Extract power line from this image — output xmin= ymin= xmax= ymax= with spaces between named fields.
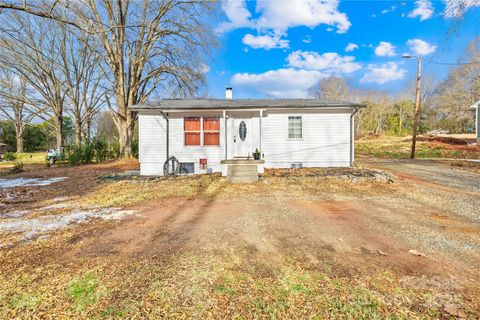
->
xmin=428 ymin=61 xmax=480 ymax=66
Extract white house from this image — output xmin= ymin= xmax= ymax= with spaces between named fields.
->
xmin=130 ymin=89 xmax=364 ymax=176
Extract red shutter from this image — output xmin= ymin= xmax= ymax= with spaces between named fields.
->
xmin=184 ymin=117 xmax=201 ymax=146
xmin=203 ymin=117 xmax=220 ymax=146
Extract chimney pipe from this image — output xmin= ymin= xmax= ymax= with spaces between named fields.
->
xmin=226 ymin=87 xmax=233 ymax=100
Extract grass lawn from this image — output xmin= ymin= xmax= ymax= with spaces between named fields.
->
xmin=0 ymin=152 xmax=46 ymax=168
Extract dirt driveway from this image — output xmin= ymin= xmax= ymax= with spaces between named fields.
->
xmin=367 ymin=159 xmax=480 ymax=192
xmin=0 ymin=160 xmax=479 ymax=318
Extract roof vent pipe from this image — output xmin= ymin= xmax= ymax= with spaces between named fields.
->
xmin=226 ymin=87 xmax=233 ymax=100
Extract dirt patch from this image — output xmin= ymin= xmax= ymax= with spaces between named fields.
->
xmin=414 ymin=135 xmax=474 ymax=145
xmin=0 ymin=159 xmax=138 ymax=212
xmin=264 ymin=167 xmax=395 ymax=183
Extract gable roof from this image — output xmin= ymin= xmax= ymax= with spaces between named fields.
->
xmin=130 ymin=99 xmax=365 ymax=111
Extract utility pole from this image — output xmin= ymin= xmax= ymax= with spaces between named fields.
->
xmin=403 ymin=55 xmax=422 ymax=159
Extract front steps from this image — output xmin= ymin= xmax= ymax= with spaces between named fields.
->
xmin=221 ymin=159 xmax=265 ymax=183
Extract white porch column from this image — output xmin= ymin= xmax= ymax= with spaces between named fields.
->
xmin=259 ymin=109 xmax=263 ymax=155
xmin=223 ymin=110 xmax=227 ymax=159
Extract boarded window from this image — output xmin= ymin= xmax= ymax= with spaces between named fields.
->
xmin=184 ymin=117 xmax=201 ymax=145
xmin=203 ymin=117 xmax=220 ymax=146
xmin=288 ymin=116 xmax=302 ymax=139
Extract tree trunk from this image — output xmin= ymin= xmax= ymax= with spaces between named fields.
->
xmin=54 ymin=114 xmax=63 ymax=151
xmin=113 ymin=90 xmax=136 ymax=158
xmin=117 ymin=119 xmax=134 ymax=158
xmin=85 ymin=116 xmax=91 ymax=143
xmin=75 ymin=119 xmax=82 ymax=146
xmin=15 ymin=125 xmax=24 ymax=153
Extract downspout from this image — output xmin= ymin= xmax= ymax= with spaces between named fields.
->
xmin=350 ymin=107 xmax=360 ymax=166
xmin=160 ymin=111 xmax=169 ymax=159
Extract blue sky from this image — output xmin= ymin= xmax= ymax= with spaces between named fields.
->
xmin=204 ymin=0 xmax=480 ymax=99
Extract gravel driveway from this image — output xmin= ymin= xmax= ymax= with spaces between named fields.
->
xmin=365 ymin=159 xmax=480 ymax=192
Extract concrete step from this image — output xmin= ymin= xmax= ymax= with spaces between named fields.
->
xmin=227 ymin=175 xmax=258 ymax=183
xmin=226 ymin=164 xmax=259 ymax=183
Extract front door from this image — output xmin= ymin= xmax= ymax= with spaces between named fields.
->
xmin=233 ymin=117 xmax=251 ymax=157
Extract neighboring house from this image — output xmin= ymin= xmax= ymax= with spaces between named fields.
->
xmin=470 ymin=100 xmax=480 ymax=144
xmin=130 ymin=88 xmax=364 ymax=176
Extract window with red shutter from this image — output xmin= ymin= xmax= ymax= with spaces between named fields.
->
xmin=203 ymin=117 xmax=220 ymax=146
xmin=184 ymin=117 xmax=201 ymax=145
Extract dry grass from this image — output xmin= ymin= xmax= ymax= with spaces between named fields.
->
xmin=2 ymin=249 xmax=471 ymax=319
xmin=1 ymin=164 xmax=479 ymax=319
xmin=356 ymin=135 xmax=479 ymax=159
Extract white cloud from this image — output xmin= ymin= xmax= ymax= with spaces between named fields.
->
xmin=374 ymin=41 xmax=396 ymax=57
xmin=381 ymin=4 xmax=397 ymax=14
xmin=286 ymin=51 xmax=361 ymax=74
xmin=242 ymin=33 xmax=289 ymax=50
xmin=231 ymin=50 xmax=362 ymax=98
xmin=444 ymin=0 xmax=480 ymax=17
xmin=360 ymin=62 xmax=406 ymax=84
xmin=215 ymin=0 xmax=253 ymax=33
xmin=302 ymin=35 xmax=312 ymax=43
xmin=406 ymin=39 xmax=437 ymax=55
xmin=345 ymin=43 xmax=359 ymax=52
xmin=256 ymin=0 xmax=351 ymax=34
xmin=218 ymin=0 xmax=351 ymax=35
xmin=408 ymin=0 xmax=434 ymax=21
xmin=232 ymin=68 xmax=327 ymax=98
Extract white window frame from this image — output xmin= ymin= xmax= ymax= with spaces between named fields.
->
xmin=287 ymin=115 xmax=303 ymax=140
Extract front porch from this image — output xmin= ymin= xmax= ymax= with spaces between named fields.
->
xmin=220 ymin=159 xmax=265 ymax=182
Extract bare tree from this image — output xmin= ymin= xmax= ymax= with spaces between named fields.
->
xmin=434 ymin=38 xmax=480 ymax=132
xmin=70 ymin=0 xmax=213 ymax=157
xmin=310 ymin=76 xmax=350 ymax=101
xmin=0 ymin=1 xmax=214 ymax=157
xmin=0 ymin=71 xmax=41 ymax=152
xmin=0 ymin=13 xmax=67 ymax=150
xmin=58 ymin=28 xmax=105 ymax=145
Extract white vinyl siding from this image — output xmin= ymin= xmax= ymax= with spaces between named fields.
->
xmin=262 ymin=110 xmax=351 ymax=168
xmin=138 ymin=108 xmax=354 ymax=175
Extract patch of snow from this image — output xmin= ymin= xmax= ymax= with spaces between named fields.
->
xmin=0 ymin=210 xmax=28 ymax=219
xmin=0 ymin=207 xmax=137 ymax=243
xmin=0 ymin=177 xmax=68 ymax=188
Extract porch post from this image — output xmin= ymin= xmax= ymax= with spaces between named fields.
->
xmin=223 ymin=110 xmax=227 ymax=159
xmin=259 ymin=109 xmax=263 ymax=155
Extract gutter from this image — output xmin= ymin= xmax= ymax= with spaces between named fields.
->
xmin=160 ymin=111 xmax=169 ymax=159
xmin=350 ymin=107 xmax=360 ymax=166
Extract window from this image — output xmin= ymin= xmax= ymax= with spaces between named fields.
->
xmin=288 ymin=116 xmax=303 ymax=139
xmin=203 ymin=117 xmax=220 ymax=145
xmin=184 ymin=116 xmax=220 ymax=146
xmin=180 ymin=162 xmax=195 ymax=174
xmin=184 ymin=117 xmax=201 ymax=145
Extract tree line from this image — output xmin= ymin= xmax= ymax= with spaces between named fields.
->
xmin=310 ymin=37 xmax=480 ymax=137
xmin=0 ymin=0 xmax=213 ymax=156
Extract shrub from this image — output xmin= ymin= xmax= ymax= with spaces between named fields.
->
xmin=10 ymin=161 xmax=24 ymax=173
xmin=67 ymin=139 xmax=122 ymax=166
xmin=4 ymin=152 xmax=17 ymax=161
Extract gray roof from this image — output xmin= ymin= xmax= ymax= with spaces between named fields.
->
xmin=130 ymin=99 xmax=365 ymax=111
